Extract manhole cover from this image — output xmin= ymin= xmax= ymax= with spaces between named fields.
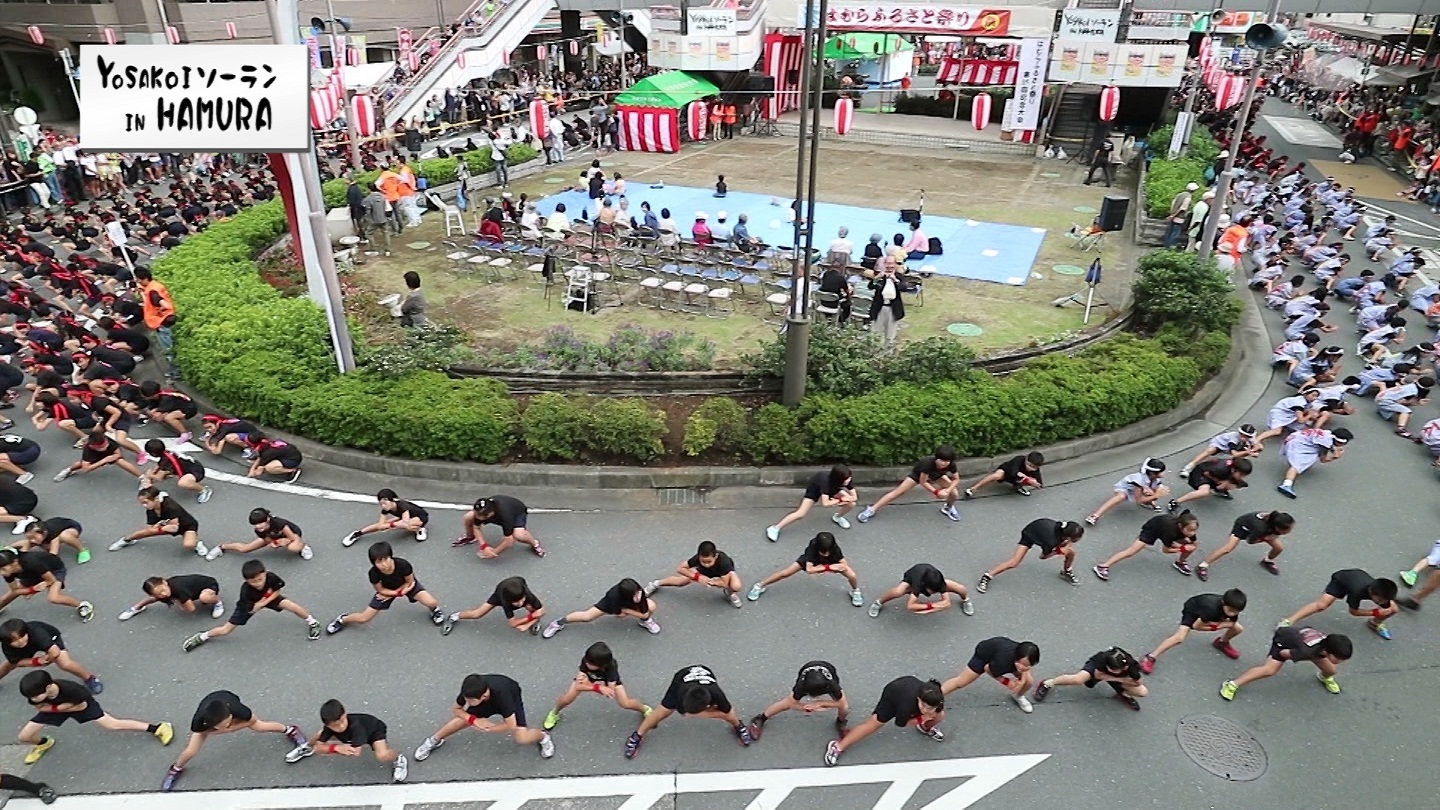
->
xmin=406 ymin=241 xmax=432 ymax=250
xmin=1176 ymin=714 xmax=1267 ymax=781
xmin=544 ymin=176 xmax=567 ymax=184
xmin=1073 ymin=205 xmax=1098 ymax=214
xmin=946 ymin=322 xmax=983 ymax=337
xmin=1053 ymin=264 xmax=1086 ymax=275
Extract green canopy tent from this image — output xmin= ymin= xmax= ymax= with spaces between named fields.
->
xmin=613 ymin=71 xmax=720 ymax=152
xmin=824 ymin=34 xmax=915 ymax=88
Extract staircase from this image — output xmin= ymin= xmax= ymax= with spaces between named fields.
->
xmin=1045 ymin=84 xmax=1102 ymax=151
xmin=379 ymin=0 xmax=555 ymax=127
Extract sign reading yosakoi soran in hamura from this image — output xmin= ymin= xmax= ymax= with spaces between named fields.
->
xmin=79 ymin=44 xmax=310 ymax=152
xmin=824 ymin=5 xmax=1011 ymax=36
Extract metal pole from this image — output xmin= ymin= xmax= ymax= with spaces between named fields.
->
xmin=782 ymin=0 xmax=820 ymax=407
xmin=436 ymin=0 xmax=446 ymax=30
xmin=154 ymin=0 xmax=172 ymax=40
xmin=800 ymin=0 xmax=828 ymax=316
xmin=1178 ymin=0 xmax=1220 ymax=155
xmin=1199 ymin=0 xmax=1282 ymax=262
xmin=57 ymin=49 xmax=80 ymax=110
xmin=325 ymin=0 xmax=364 ymax=170
xmin=619 ymin=0 xmax=628 ymax=88
xmin=269 ymin=0 xmax=357 ymax=373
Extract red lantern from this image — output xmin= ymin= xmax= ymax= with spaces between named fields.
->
xmin=502 ymin=50 xmax=510 ymax=66
xmin=26 ymin=26 xmax=42 ymax=45
xmin=529 ymin=99 xmax=547 ymax=138
xmin=103 ymin=27 xmax=116 ymax=46
xmin=353 ymin=93 xmax=376 ymax=138
xmin=406 ymin=51 xmax=419 ymax=72
xmin=1098 ymin=85 xmax=1120 ymax=122
xmin=833 ymin=96 xmax=854 ymax=135
xmin=971 ymin=92 xmax=991 ymax=131
xmin=166 ymin=26 xmax=179 ymax=45
xmin=686 ymin=100 xmax=708 ymax=141
xmin=536 ymin=45 xmax=547 ymax=61
xmin=310 ymin=89 xmax=336 ymax=130
xmin=225 ymin=21 xmax=237 ymax=39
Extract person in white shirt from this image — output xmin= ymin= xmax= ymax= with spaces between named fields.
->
xmin=545 ymin=203 xmax=571 ymax=234
xmin=545 ymin=118 xmax=566 ymax=164
xmin=710 ymin=212 xmax=733 ymax=244
xmin=520 ymin=204 xmax=541 ymax=239
xmin=827 ymin=227 xmax=854 ymax=267
xmin=657 ymin=208 xmax=679 ymax=248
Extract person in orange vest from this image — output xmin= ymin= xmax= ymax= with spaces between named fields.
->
xmin=376 ymin=160 xmax=405 ymax=235
xmin=710 ymin=100 xmax=724 ymax=141
xmin=722 ymin=102 xmax=738 ymax=139
xmin=133 ymin=266 xmax=178 ymax=380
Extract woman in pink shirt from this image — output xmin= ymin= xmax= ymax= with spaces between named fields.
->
xmin=692 ymin=212 xmax=713 ymax=246
xmin=903 ymin=221 xmax=930 ymax=261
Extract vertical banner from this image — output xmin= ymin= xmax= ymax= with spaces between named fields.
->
xmin=397 ymin=28 xmax=413 ymax=73
xmin=306 ymin=36 xmax=321 ymax=68
xmin=1013 ymin=37 xmax=1048 ymax=132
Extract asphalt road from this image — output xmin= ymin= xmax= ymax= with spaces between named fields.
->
xmin=4 ymin=100 xmax=1439 ymax=810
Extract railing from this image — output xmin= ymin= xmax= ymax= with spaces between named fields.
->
xmin=372 ymin=0 xmax=510 ymax=110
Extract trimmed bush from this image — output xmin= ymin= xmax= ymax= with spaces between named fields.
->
xmin=1143 ymin=127 xmax=1219 ymax=217
xmin=520 ymin=393 xmax=589 ymax=461
xmin=683 ymin=397 xmax=749 ymax=457
xmin=586 ymin=398 xmax=666 ymax=462
xmin=746 ymin=403 xmax=808 ymax=464
xmin=1132 ymin=250 xmax=1241 ymax=336
xmin=744 ymin=324 xmax=974 ymax=399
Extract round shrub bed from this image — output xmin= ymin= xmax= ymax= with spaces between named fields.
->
xmin=159 ymin=152 xmax=1235 ymax=465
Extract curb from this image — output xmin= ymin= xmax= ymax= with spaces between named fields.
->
xmin=179 ymin=306 xmax=1255 ymax=490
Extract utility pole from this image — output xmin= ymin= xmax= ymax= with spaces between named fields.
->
xmin=782 ymin=0 xmax=828 ymax=406
xmin=268 ymin=0 xmax=357 ymax=373
xmin=324 ymin=0 xmax=364 ymax=170
xmin=1176 ymin=2 xmax=1221 ymax=156
xmin=1199 ymin=0 xmax=1283 ymax=262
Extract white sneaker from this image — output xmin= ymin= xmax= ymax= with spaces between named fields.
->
xmin=831 ymin=514 xmax=851 ymax=530
xmin=197 ymin=487 xmax=213 ymax=504
xmin=765 ymin=525 xmax=780 ymax=542
xmin=284 ymin=744 xmax=314 ymax=764
xmin=643 ymin=580 xmax=660 ymax=597
xmin=639 ymin=617 xmax=661 ymax=635
xmin=12 ymin=516 xmax=34 ymax=535
xmin=414 ymin=736 xmax=442 ymax=761
xmin=299 ymin=545 xmax=314 ymax=560
xmin=538 ymin=732 xmax=555 ymax=759
xmin=14 ymin=472 xmax=32 ymax=485
xmin=108 ymin=537 xmax=134 ymax=551
xmin=118 ymin=605 xmax=146 ymax=621
xmin=392 ymin=753 xmax=408 ymax=782
xmin=727 ymin=591 xmax=742 ymax=608
xmin=52 ymin=468 xmax=71 ymax=483
xmin=342 ymin=530 xmax=362 ymax=547
xmin=1012 ymin=694 xmax=1034 ymax=714
xmin=203 ymin=545 xmax=223 ymax=561
xmin=415 ymin=528 xmax=428 ymax=542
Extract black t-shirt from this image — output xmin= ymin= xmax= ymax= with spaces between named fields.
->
xmin=1019 ymin=519 xmax=1064 ymax=553
xmin=1181 ymin=593 xmax=1228 ymax=624
xmin=1196 ymin=459 xmax=1246 ymax=484
xmin=191 ymin=690 xmax=251 ymax=732
xmin=806 ymin=471 xmax=849 ymax=499
xmin=254 ymin=516 xmax=302 ymax=541
xmin=972 ymin=636 xmax=1022 ymax=677
xmin=0 ymin=435 xmax=38 ymax=456
xmin=456 ymin=673 xmax=521 ymax=720
xmin=486 ymin=579 xmax=542 ymax=618
xmin=156 ymin=451 xmax=202 ymax=479
xmin=146 ymin=498 xmax=199 ymax=534
xmin=660 ymin=665 xmax=730 ymax=714
xmin=687 ymin=552 xmax=736 ymax=578
xmin=1330 ymin=568 xmax=1380 ymax=609
xmin=595 ymin=581 xmax=642 ymax=614
xmin=258 ymin=442 xmax=302 ymax=466
xmin=799 ymin=535 xmax=844 ymax=566
xmin=6 ymin=550 xmax=62 ymax=586
xmin=1272 ymin=626 xmax=1328 ymax=662
xmin=580 ymin=655 xmax=622 ymax=685
xmin=998 ymin=455 xmax=1043 ymax=484
xmin=2 ymin=621 xmax=61 ymax=663
xmin=161 ymin=574 xmax=219 ymax=605
xmin=34 ymin=518 xmax=78 ymax=542
xmin=479 ymin=495 xmax=527 ymax=534
xmin=1139 ymin=515 xmax=1183 ymax=545
xmin=902 ymin=563 xmax=944 ymax=595
xmin=42 ymin=679 xmax=92 ymax=711
xmin=368 ymin=558 xmax=415 ymax=592
xmin=0 ymin=480 xmax=35 ymax=513
xmin=909 ymin=456 xmax=953 ymax=481
xmin=319 ymin=712 xmax=387 ymax=745
xmin=791 ymin=660 xmax=843 ymax=700
xmin=873 ymin=675 xmax=925 ymax=726
xmin=1230 ymin=512 xmax=1277 ymax=542
xmin=383 ymin=499 xmax=429 ymax=524
xmin=237 ymin=572 xmax=285 ymax=611
xmin=80 ymin=438 xmax=122 ymax=463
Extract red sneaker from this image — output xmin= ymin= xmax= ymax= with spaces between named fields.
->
xmin=1139 ymin=654 xmax=1156 ymax=675
xmin=1212 ymin=638 xmax=1241 ymax=659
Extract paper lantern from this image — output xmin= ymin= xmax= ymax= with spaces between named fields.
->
xmin=834 ymin=96 xmax=854 ymax=135
xmin=26 ymin=26 xmax=43 ymax=45
xmin=502 ymin=50 xmax=510 ymax=66
xmin=103 ymin=27 xmax=116 ymax=46
xmin=348 ymin=46 xmax=360 ymax=66
xmin=458 ymin=52 xmax=467 ymax=69
xmin=529 ymin=99 xmax=547 ymax=138
xmin=536 ymin=45 xmax=546 ymax=61
xmin=166 ymin=26 xmax=179 ymax=45
xmin=569 ymin=40 xmax=579 ymax=56
xmin=1098 ymin=85 xmax=1120 ymax=122
xmin=353 ymin=94 xmax=376 ymax=138
xmin=309 ymin=89 xmax=336 ymax=130
xmin=686 ymin=100 xmax=708 ymax=141
xmin=225 ymin=21 xmax=237 ymax=39
xmin=406 ymin=51 xmax=419 ymax=72
xmin=971 ymin=92 xmax=991 ymax=131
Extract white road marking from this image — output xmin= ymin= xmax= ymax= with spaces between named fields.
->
xmin=14 ymin=755 xmax=1050 ymax=810
xmin=1262 ymin=115 xmax=1342 ymax=148
xmin=155 ymin=440 xmax=570 ymax=514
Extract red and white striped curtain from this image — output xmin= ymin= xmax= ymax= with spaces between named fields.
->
xmin=762 ymin=33 xmax=804 ymax=119
xmin=937 ymin=58 xmax=1018 ymax=86
xmin=617 ymin=106 xmax=679 ymax=153
xmin=353 ymin=94 xmax=376 ymax=138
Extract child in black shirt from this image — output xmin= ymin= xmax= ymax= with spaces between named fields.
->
xmin=302 ymin=699 xmax=407 ymax=782
xmin=325 ymin=541 xmax=446 ymax=634
xmin=182 ymin=559 xmax=321 ymax=651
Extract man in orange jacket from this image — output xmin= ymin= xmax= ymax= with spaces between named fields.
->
xmin=134 ymin=266 xmax=177 ymax=379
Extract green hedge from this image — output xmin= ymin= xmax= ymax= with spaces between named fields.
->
xmin=1143 ymin=126 xmax=1220 ymax=218
xmin=162 ymin=146 xmax=1229 ymax=467
xmin=322 ymin=143 xmax=539 ymax=208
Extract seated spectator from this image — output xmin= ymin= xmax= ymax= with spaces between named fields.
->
xmin=545 ymin=203 xmax=571 ymax=233
xmin=903 ymin=221 xmax=930 ymax=262
xmin=710 ymin=212 xmax=733 ymax=244
xmin=692 ymin=212 xmax=712 ymax=246
xmin=827 ymin=226 xmax=854 ymax=267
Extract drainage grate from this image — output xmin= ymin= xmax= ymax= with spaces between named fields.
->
xmin=1176 ymin=714 xmax=1268 ymax=781
xmin=656 ymin=487 xmax=707 ymax=506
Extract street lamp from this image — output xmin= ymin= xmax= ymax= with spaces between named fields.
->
xmin=782 ymin=0 xmax=830 ymax=406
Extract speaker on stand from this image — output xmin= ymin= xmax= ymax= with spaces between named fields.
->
xmin=1098 ymin=194 xmax=1129 ymax=233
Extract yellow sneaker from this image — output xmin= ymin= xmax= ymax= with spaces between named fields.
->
xmin=24 ymin=737 xmax=55 ymax=764
xmin=1316 ymin=672 xmax=1341 ymax=694
xmin=154 ymin=721 xmax=174 ymax=745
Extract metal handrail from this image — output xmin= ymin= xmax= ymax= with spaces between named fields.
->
xmin=374 ymin=0 xmax=517 ymax=110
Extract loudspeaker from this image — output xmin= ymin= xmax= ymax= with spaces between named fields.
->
xmin=744 ymin=73 xmax=775 ymax=93
xmin=1244 ymin=23 xmax=1289 ymax=50
xmin=899 ymin=208 xmax=921 ymax=225
xmin=1098 ymin=195 xmax=1129 ymax=232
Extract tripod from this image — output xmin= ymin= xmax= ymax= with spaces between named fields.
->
xmin=1051 ymin=259 xmax=1110 ymax=325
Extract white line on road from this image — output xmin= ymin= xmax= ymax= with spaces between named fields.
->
xmin=13 ymin=755 xmax=1050 ymax=810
